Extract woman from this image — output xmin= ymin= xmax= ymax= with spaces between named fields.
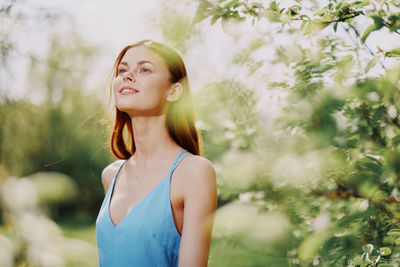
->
xmin=95 ymin=39 xmax=217 ymax=267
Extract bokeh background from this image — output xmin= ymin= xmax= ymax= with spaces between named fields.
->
xmin=1 ymin=0 xmax=400 ymax=266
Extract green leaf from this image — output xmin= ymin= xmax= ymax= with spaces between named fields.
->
xmin=313 ymin=8 xmax=329 ymax=17
xmin=211 ymin=15 xmax=220 ymax=25
xmin=270 ymin=1 xmax=278 ymax=12
xmin=388 ymin=229 xmax=400 ymax=237
xmin=192 ymin=0 xmax=216 ymax=24
xmin=354 ymin=1 xmax=371 ymax=8
xmin=300 ymin=14 xmax=310 ymax=21
xmin=231 ymin=2 xmax=242 ymax=9
xmin=336 ymin=2 xmax=344 ymax=10
xmin=388 ymin=15 xmax=400 ymax=32
xmin=351 ymin=258 xmax=363 ymax=265
xmin=341 ymin=2 xmax=352 ymax=10
xmin=251 ymin=3 xmax=263 ymax=9
xmin=301 ymin=20 xmax=308 ymax=30
xmin=321 ymin=13 xmax=335 ymax=22
xmin=395 ymin=237 xmax=400 ymax=246
xmin=379 ymin=247 xmax=392 ymax=256
xmin=378 ymin=264 xmax=394 ymax=267
xmin=361 ymin=24 xmax=378 ymax=44
xmin=386 ymin=48 xmax=400 ymax=57
xmin=298 ymin=231 xmax=330 ymax=263
xmin=225 ymin=0 xmax=241 ymax=9
xmin=372 ymin=15 xmax=385 ymax=29
xmin=365 ymin=56 xmax=380 ymax=74
xmin=333 ymin=22 xmax=338 ymax=32
xmin=303 ymin=21 xmax=320 ymax=35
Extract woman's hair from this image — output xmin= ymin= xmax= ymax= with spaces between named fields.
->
xmin=107 ymin=39 xmax=202 ymax=158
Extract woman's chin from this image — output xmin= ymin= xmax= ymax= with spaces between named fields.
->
xmin=116 ymin=105 xmax=136 ymax=113
xmin=115 ymin=103 xmax=164 ymax=117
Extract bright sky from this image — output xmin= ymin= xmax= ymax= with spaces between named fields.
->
xmin=6 ymin=0 xmax=238 ymax=101
xmin=3 ymin=0 xmax=400 ymax=124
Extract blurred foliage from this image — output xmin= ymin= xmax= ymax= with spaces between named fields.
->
xmin=0 ymin=21 xmax=111 ymax=263
xmin=0 ymin=173 xmax=97 ymax=267
xmin=189 ymin=0 xmax=400 ymax=266
xmin=195 ymin=80 xmax=261 ymax=159
xmin=155 ymin=1 xmax=201 ymax=53
xmin=0 ymin=30 xmax=112 ymax=218
xmin=1 ymin=0 xmax=400 ymax=266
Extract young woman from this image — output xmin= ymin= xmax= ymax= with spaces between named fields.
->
xmin=95 ymin=39 xmax=217 ymax=267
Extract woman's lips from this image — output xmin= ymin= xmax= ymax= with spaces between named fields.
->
xmin=119 ymin=87 xmax=139 ymax=95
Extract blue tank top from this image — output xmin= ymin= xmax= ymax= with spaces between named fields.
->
xmin=96 ymin=149 xmax=190 ymax=267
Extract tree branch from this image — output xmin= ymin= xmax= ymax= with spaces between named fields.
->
xmin=322 ymin=13 xmax=362 ymax=24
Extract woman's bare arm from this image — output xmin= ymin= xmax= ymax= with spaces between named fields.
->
xmin=178 ymin=157 xmax=217 ymax=267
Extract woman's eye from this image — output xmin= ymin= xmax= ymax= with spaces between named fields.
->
xmin=118 ymin=69 xmax=126 ymax=75
xmin=140 ymin=68 xmax=150 ymax=73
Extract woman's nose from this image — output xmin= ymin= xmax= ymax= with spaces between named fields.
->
xmin=123 ymin=70 xmax=135 ymax=82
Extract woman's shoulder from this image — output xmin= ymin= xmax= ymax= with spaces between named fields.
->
xmin=101 ymin=159 xmax=125 ymax=193
xmin=179 ymin=154 xmax=216 ymax=186
xmin=183 ymin=154 xmax=215 ymax=171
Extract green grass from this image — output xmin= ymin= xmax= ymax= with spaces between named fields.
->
xmin=55 ymin=215 xmax=97 ymax=245
xmin=209 ymin=237 xmax=289 ymax=267
xmin=55 ymin=215 xmax=98 ymax=267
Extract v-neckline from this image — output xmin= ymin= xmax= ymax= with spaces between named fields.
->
xmin=107 ymin=149 xmax=186 ymax=228
xmin=108 ymin=170 xmax=168 ymax=228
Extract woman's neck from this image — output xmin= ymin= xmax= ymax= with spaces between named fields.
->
xmin=130 ymin=114 xmax=179 ymax=168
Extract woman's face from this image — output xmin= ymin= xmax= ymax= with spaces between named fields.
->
xmin=112 ymin=46 xmax=173 ymax=116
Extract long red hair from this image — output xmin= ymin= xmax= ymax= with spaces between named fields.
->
xmin=107 ymin=40 xmax=202 ymax=159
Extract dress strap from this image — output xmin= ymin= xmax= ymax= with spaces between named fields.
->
xmin=109 ymin=160 xmax=127 ymax=194
xmin=170 ymin=150 xmax=190 ymax=174
xmin=170 ymin=149 xmax=187 ymax=168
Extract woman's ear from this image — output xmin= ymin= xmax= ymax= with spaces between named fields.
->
xmin=166 ymin=83 xmax=183 ymax=102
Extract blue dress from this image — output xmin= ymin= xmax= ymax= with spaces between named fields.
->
xmin=96 ymin=149 xmax=190 ymax=266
